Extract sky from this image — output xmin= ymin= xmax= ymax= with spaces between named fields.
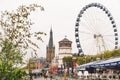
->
xmin=0 ymin=0 xmax=120 ymax=60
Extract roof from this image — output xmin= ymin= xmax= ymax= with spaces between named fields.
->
xmin=30 ymin=57 xmax=46 ymax=62
xmin=75 ymin=60 xmax=102 ymax=70
xmin=59 ymin=37 xmax=72 ymax=43
xmin=95 ymin=57 xmax=120 ymax=67
xmin=48 ymin=28 xmax=54 ymax=47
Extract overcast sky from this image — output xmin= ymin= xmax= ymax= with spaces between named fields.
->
xmin=0 ymin=0 xmax=120 ymax=60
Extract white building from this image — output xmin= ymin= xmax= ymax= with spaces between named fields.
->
xmin=58 ymin=37 xmax=73 ymax=67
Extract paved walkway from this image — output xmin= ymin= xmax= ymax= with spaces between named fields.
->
xmin=33 ymin=77 xmax=55 ymax=80
xmin=33 ymin=77 xmax=79 ymax=80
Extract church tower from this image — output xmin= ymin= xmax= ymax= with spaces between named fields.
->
xmin=46 ymin=28 xmax=55 ymax=63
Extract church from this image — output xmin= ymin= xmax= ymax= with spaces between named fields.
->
xmin=46 ymin=28 xmax=55 ymax=63
xmin=46 ymin=28 xmax=73 ymax=68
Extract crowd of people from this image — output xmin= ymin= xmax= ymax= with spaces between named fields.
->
xmin=25 ymin=69 xmax=52 ymax=80
xmin=25 ymin=68 xmax=78 ymax=80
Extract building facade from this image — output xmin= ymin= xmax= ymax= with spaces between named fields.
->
xmin=46 ymin=28 xmax=55 ymax=63
xmin=58 ymin=37 xmax=73 ymax=67
xmin=29 ymin=57 xmax=46 ymax=73
xmin=31 ymin=57 xmax=46 ymax=69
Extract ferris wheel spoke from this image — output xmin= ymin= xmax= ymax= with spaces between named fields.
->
xmin=103 ymin=36 xmax=114 ymax=47
xmin=92 ymin=8 xmax=112 ymax=35
xmin=103 ymin=39 xmax=115 ymax=50
xmin=81 ymin=9 xmax=99 ymax=34
xmin=84 ymin=9 xmax=98 ymax=34
xmin=87 ymin=8 xmax=102 ymax=34
xmin=89 ymin=40 xmax=98 ymax=54
xmin=88 ymin=8 xmax=99 ymax=33
xmin=79 ymin=31 xmax=94 ymax=35
xmin=80 ymin=18 xmax=97 ymax=34
xmin=92 ymin=10 xmax=98 ymax=33
xmin=80 ymin=37 xmax=94 ymax=41
xmin=102 ymin=34 xmax=114 ymax=37
xmin=103 ymin=38 xmax=115 ymax=46
xmin=81 ymin=39 xmax=97 ymax=55
xmin=101 ymin=26 xmax=114 ymax=35
xmin=97 ymin=16 xmax=114 ymax=35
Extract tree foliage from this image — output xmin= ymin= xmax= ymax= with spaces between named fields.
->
xmin=0 ymin=39 xmax=23 ymax=64
xmin=0 ymin=4 xmax=46 ymax=64
xmin=63 ymin=49 xmax=120 ymax=66
xmin=0 ymin=60 xmax=26 ymax=80
xmin=76 ymin=49 xmax=120 ymax=66
xmin=0 ymin=4 xmax=45 ymax=79
xmin=63 ymin=56 xmax=72 ymax=67
xmin=111 ymin=49 xmax=120 ymax=57
xmin=77 ymin=57 xmax=84 ymax=65
xmin=0 ymin=4 xmax=45 ymax=56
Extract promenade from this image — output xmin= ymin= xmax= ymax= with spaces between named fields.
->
xmin=33 ymin=77 xmax=55 ymax=80
xmin=33 ymin=76 xmax=79 ymax=80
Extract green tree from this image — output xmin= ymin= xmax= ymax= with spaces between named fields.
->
xmin=0 ymin=39 xmax=23 ymax=64
xmin=63 ymin=56 xmax=72 ymax=67
xmin=0 ymin=4 xmax=45 ymax=79
xmin=0 ymin=60 xmax=26 ymax=80
xmin=76 ymin=49 xmax=120 ymax=66
xmin=0 ymin=4 xmax=45 ymax=63
xmin=85 ymin=55 xmax=91 ymax=63
xmin=112 ymin=49 xmax=120 ymax=57
xmin=103 ymin=50 xmax=112 ymax=59
xmin=93 ymin=53 xmax=102 ymax=60
xmin=76 ymin=55 xmax=91 ymax=65
xmin=77 ymin=57 xmax=84 ymax=65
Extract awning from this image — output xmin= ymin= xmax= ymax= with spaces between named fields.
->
xmin=75 ymin=57 xmax=120 ymax=70
xmin=75 ymin=60 xmax=102 ymax=70
xmin=94 ymin=57 xmax=120 ymax=67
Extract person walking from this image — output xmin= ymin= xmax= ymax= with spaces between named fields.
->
xmin=44 ymin=71 xmax=48 ymax=80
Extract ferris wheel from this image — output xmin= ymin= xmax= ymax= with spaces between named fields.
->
xmin=75 ymin=3 xmax=119 ymax=56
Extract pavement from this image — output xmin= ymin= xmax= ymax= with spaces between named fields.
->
xmin=33 ymin=77 xmax=55 ymax=80
xmin=33 ymin=77 xmax=79 ymax=80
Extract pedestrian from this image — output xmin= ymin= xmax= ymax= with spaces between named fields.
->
xmin=50 ymin=74 xmax=52 ymax=80
xmin=44 ymin=71 xmax=48 ymax=80
xmin=43 ymin=72 xmax=46 ymax=78
xmin=40 ymin=72 xmax=42 ymax=77
xmin=45 ymin=71 xmax=48 ymax=78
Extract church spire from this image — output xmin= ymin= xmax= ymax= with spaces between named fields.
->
xmin=46 ymin=27 xmax=55 ymax=63
xmin=48 ymin=27 xmax=54 ymax=47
